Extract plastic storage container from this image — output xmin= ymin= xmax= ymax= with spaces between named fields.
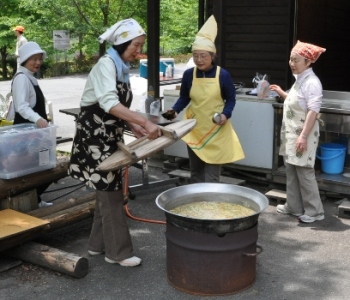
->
xmin=139 ymin=58 xmax=175 ymax=79
xmin=0 ymin=124 xmax=57 ymax=179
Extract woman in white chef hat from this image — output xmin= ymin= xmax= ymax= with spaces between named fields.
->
xmin=169 ymin=15 xmax=244 ymax=183
xmin=69 ymin=19 xmax=161 ymax=267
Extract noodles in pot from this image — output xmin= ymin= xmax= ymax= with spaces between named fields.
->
xmin=170 ymin=201 xmax=256 ymax=219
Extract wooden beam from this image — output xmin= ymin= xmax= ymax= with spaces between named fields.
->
xmin=0 ymin=157 xmax=69 ymax=200
xmin=28 ymin=191 xmax=95 ymax=218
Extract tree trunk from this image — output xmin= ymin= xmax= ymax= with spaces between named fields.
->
xmin=0 ymin=46 xmax=8 ymax=80
xmin=5 ymin=241 xmax=89 ymax=278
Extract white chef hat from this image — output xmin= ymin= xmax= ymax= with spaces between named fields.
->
xmin=19 ymin=42 xmax=47 ymax=64
xmin=98 ymin=18 xmax=146 ymax=45
xmin=192 ymin=15 xmax=217 ymax=53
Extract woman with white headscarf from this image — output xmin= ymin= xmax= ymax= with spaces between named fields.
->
xmin=69 ymin=19 xmax=161 ymax=267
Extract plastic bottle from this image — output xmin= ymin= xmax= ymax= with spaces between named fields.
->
xmin=166 ymin=65 xmax=173 ymax=78
xmin=150 ymin=99 xmax=160 ymax=116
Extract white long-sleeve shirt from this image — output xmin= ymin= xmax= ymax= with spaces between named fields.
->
xmin=80 ymin=56 xmax=120 ymax=112
xmin=15 ymin=35 xmax=28 ymax=57
xmin=12 ymin=66 xmax=43 ymax=123
xmin=293 ymin=68 xmax=323 ymax=113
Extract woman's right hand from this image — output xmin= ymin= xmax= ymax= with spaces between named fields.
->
xmin=36 ymin=118 xmax=48 ymax=128
xmin=270 ymin=84 xmax=287 ymax=99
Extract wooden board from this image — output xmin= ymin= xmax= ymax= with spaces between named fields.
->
xmin=98 ymin=119 xmax=196 ymax=171
xmin=0 ymin=209 xmax=49 ymax=240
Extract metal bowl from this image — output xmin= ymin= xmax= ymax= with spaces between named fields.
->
xmin=156 ymin=183 xmax=269 ymax=234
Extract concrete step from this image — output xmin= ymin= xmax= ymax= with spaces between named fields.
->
xmin=167 ymin=169 xmax=246 ymax=186
xmin=338 ymin=200 xmax=350 ymax=219
xmin=265 ymin=189 xmax=287 ymax=204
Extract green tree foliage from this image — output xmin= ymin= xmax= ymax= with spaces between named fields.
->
xmin=0 ymin=0 xmax=197 ymax=79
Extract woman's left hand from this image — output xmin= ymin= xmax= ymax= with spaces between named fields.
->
xmin=218 ymin=114 xmax=227 ymax=125
xmin=36 ymin=118 xmax=48 ymax=128
xmin=296 ymin=135 xmax=307 ymax=152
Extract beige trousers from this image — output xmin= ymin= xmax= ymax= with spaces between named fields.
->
xmin=285 ymin=162 xmax=324 ymax=216
xmin=88 ymin=190 xmax=133 ymax=261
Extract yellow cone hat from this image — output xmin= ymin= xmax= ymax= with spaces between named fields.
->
xmin=192 ymin=15 xmax=217 ymax=53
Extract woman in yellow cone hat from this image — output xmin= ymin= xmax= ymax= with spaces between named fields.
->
xmin=169 ymin=15 xmax=244 ymax=183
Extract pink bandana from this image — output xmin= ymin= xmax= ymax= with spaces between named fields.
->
xmin=291 ymin=40 xmax=326 ymax=63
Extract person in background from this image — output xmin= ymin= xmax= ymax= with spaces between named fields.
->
xmin=68 ymin=19 xmax=161 ymax=267
xmin=270 ymin=40 xmax=326 ymax=223
xmin=12 ymin=41 xmax=52 ymax=208
xmin=168 ymin=15 xmax=244 ymax=183
xmin=13 ymin=25 xmax=28 ymax=70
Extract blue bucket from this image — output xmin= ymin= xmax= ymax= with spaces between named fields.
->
xmin=316 ymin=143 xmax=347 ymax=174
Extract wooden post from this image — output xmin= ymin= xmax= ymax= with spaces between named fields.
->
xmin=5 ymin=242 xmax=89 ymax=278
xmin=0 ymin=189 xmax=37 ymax=212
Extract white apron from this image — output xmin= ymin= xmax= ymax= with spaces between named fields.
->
xmin=279 ymin=76 xmax=319 ymax=168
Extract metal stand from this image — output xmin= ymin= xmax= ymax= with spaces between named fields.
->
xmin=128 ymin=158 xmax=179 ymax=199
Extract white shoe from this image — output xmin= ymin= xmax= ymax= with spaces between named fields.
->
xmin=88 ymin=250 xmax=103 ymax=256
xmin=105 ymin=256 xmax=142 ymax=267
xmin=298 ymin=214 xmax=325 ymax=223
xmin=38 ymin=201 xmax=53 ymax=208
xmin=276 ymin=204 xmax=302 ymax=217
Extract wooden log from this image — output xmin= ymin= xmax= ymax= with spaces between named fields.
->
xmin=28 ymin=191 xmax=95 ymax=218
xmin=0 ymin=196 xmax=95 ymax=253
xmin=4 ymin=241 xmax=89 ymax=278
xmin=0 ymin=157 xmax=69 ymax=200
xmin=42 ymin=200 xmax=96 ymax=231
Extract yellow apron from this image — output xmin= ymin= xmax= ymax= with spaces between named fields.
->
xmin=182 ymin=67 xmax=244 ymax=164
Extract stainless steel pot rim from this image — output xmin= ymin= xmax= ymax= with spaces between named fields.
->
xmin=156 ymin=183 xmax=269 ymax=221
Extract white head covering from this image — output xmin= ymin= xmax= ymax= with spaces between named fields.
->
xmin=19 ymin=42 xmax=46 ymax=64
xmin=192 ymin=15 xmax=217 ymax=53
xmin=98 ymin=18 xmax=146 ymax=45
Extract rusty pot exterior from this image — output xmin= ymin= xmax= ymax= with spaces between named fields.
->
xmin=166 ymin=222 xmax=259 ymax=296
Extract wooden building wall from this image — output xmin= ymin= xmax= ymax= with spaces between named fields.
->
xmin=209 ymin=0 xmax=350 ymax=92
xmin=296 ymin=0 xmax=350 ymax=91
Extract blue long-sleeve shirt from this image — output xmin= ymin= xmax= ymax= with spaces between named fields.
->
xmin=172 ymin=65 xmax=236 ymax=119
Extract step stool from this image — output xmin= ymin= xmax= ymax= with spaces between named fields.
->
xmin=265 ymin=189 xmax=287 ymax=205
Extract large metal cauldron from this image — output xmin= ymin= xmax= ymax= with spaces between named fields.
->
xmin=155 ymin=183 xmax=269 ymax=296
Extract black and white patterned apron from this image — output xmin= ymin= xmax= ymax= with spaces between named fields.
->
xmin=68 ymin=80 xmax=132 ymax=191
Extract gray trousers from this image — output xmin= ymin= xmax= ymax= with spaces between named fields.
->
xmin=285 ymin=162 xmax=324 ymax=216
xmin=88 ymin=190 xmax=133 ymax=261
xmin=187 ymin=146 xmax=221 ymax=183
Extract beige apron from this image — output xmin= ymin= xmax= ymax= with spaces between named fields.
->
xmin=182 ymin=67 xmax=244 ymax=164
xmin=279 ymin=75 xmax=319 ymax=168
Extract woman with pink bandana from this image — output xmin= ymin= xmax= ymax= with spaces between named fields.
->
xmin=270 ymin=41 xmax=326 ymax=223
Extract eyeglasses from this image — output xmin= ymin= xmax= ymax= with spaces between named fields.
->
xmin=192 ymin=54 xmax=211 ymax=61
